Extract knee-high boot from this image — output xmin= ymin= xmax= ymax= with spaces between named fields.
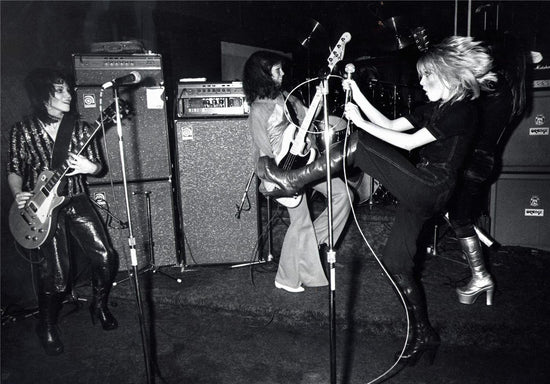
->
xmin=89 ymin=285 xmax=118 ymax=330
xmin=456 ymin=236 xmax=495 ymax=305
xmin=256 ymin=133 xmax=358 ymax=197
xmin=36 ymin=292 xmax=64 ymax=355
xmin=392 ymin=273 xmax=440 ymax=366
xmin=90 ymin=262 xmax=118 ymax=330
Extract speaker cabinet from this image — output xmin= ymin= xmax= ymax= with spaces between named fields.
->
xmin=73 ymin=54 xmax=172 ymax=183
xmin=490 ymin=173 xmax=550 ymax=251
xmin=175 ymin=118 xmax=259 ymax=264
xmin=88 ymin=180 xmax=178 ymax=270
xmin=502 ymin=89 xmax=550 ymax=172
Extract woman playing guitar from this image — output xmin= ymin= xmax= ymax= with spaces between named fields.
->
xmin=243 ymin=51 xmax=353 ymax=293
xmin=7 ymin=68 xmax=120 ymax=356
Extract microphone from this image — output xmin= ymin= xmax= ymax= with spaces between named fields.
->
xmin=344 ymin=63 xmax=355 ymax=102
xmin=345 ymin=63 xmax=355 ymax=77
xmin=101 ymin=71 xmax=142 ymax=89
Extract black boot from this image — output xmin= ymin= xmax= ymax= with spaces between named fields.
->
xmin=392 ymin=273 xmax=440 ymax=366
xmin=257 ymin=133 xmax=359 ymax=197
xmin=36 ymin=292 xmax=64 ymax=356
xmin=89 ymin=287 xmax=118 ymax=330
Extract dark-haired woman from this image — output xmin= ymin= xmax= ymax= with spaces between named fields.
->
xmin=255 ymin=37 xmax=496 ymax=365
xmin=243 ymin=51 xmax=352 ymax=293
xmin=7 ymin=68 xmax=119 ymax=355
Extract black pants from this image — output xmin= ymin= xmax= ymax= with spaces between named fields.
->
xmin=352 ymin=131 xmax=453 ymax=273
xmin=35 ymin=194 xmax=118 ymax=295
xmin=448 ymin=149 xmax=495 ymax=238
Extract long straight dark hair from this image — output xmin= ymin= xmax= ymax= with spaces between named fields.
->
xmin=242 ymin=50 xmax=287 ymax=103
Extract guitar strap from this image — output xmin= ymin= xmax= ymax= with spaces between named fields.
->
xmin=50 ymin=113 xmax=75 ymax=170
xmin=50 ymin=113 xmax=75 ymax=196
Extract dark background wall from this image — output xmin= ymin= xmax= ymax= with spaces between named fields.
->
xmin=2 ymin=0 xmax=549 ymax=308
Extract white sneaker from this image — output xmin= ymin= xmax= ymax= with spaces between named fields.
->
xmin=275 ymin=281 xmax=305 ymax=293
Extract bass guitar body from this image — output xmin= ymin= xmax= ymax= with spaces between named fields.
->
xmin=262 ymin=124 xmax=317 ymax=208
xmin=9 ymin=170 xmax=66 ymax=249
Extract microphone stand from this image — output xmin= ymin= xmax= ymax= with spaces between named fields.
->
xmin=319 ymin=73 xmax=338 ymax=384
xmin=110 ymin=86 xmax=152 ymax=384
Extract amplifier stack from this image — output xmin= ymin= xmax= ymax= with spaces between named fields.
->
xmin=491 ymin=89 xmax=550 ymax=251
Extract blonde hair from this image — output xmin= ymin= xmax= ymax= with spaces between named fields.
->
xmin=417 ymin=36 xmax=496 ymax=103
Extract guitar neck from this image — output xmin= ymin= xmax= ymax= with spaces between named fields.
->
xmin=288 ymin=90 xmax=323 ymax=155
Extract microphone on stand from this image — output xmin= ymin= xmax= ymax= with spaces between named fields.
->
xmin=344 ymin=63 xmax=355 ymax=102
xmin=101 ymin=71 xmax=142 ymax=89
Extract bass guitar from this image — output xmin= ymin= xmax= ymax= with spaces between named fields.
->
xmin=9 ymin=100 xmax=130 ymax=249
xmin=265 ymin=32 xmax=351 ymax=208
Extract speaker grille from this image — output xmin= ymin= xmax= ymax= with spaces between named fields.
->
xmin=502 ymin=90 xmax=550 ymax=172
xmin=88 ymin=180 xmax=178 ymax=270
xmin=175 ymin=118 xmax=259 ymax=264
xmin=490 ymin=173 xmax=550 ymax=251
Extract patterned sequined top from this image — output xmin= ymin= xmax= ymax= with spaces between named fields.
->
xmin=7 ymin=115 xmax=103 ymax=196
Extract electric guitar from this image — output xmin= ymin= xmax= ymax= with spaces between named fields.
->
xmin=9 ymin=101 xmax=130 ymax=249
xmin=265 ymin=32 xmax=351 ymax=207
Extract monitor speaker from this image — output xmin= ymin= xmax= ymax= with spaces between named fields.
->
xmin=490 ymin=173 xmax=550 ymax=251
xmin=88 ymin=180 xmax=178 ymax=270
xmin=175 ymin=118 xmax=259 ymax=264
xmin=502 ymin=89 xmax=550 ymax=172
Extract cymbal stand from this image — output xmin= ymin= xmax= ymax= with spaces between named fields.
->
xmin=114 ymin=191 xmax=182 ymax=285
xmin=108 ymin=86 xmax=152 ymax=384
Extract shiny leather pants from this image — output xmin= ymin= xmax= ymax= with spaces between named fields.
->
xmin=35 ymin=194 xmax=118 ymax=298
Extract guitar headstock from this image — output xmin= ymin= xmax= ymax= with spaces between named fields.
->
xmin=98 ymin=99 xmax=131 ymax=126
xmin=412 ymin=27 xmax=430 ymax=53
xmin=327 ymin=32 xmax=352 ymax=72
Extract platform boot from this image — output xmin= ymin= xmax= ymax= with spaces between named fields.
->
xmin=456 ymin=235 xmax=495 ymax=305
xmin=36 ymin=292 xmax=64 ymax=356
xmin=256 ymin=133 xmax=358 ymax=197
xmin=392 ymin=273 xmax=440 ymax=366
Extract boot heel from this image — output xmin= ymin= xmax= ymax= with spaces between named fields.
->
xmin=486 ymin=288 xmax=494 ymax=306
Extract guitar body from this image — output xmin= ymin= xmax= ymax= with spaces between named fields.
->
xmin=263 ymin=124 xmax=317 ymax=208
xmin=8 ymin=100 xmax=130 ymax=249
xmin=258 ymin=33 xmax=350 ymax=208
xmin=9 ymin=170 xmax=66 ymax=249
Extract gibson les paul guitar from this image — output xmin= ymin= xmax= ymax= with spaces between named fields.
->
xmin=9 ymin=101 xmax=130 ymax=249
xmin=264 ymin=32 xmax=351 ymax=208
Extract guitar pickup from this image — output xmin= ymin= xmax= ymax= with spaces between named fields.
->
xmin=20 ymin=209 xmax=35 ymax=226
xmin=28 ymin=201 xmax=38 ymax=213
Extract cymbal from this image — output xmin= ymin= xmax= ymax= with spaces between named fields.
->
xmin=377 ymin=16 xmax=413 ymax=51
xmin=299 ymin=18 xmax=326 ymax=49
xmin=280 ymin=17 xmax=328 ymax=52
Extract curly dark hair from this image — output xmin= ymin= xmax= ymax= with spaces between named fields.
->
xmin=24 ymin=68 xmax=71 ymax=124
xmin=242 ymin=51 xmax=288 ymax=103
